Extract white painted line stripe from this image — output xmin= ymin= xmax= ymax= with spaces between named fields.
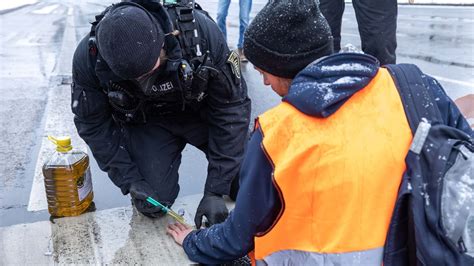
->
xmin=28 ymin=137 xmax=50 ymax=211
xmin=32 ymin=4 xmax=59 ymax=14
xmin=28 ymin=10 xmax=87 ymax=212
xmin=55 ymin=7 xmax=77 ymax=77
xmin=430 ymin=75 xmax=474 ymax=88
xmin=28 ymin=87 xmax=88 ymax=212
xmin=399 ymin=4 xmax=474 ymax=9
xmin=343 ymin=33 xmax=360 ymax=37
xmin=343 ymin=32 xmax=410 ymax=38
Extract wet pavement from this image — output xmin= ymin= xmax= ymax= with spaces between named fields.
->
xmin=1 ymin=194 xmax=234 ymax=264
xmin=0 ymin=0 xmax=473 ymax=263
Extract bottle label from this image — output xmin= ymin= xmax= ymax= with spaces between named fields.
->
xmin=77 ymin=166 xmax=93 ymax=201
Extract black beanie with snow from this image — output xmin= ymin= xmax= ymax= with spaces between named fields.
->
xmin=96 ymin=4 xmax=164 ymax=79
xmin=243 ymin=0 xmax=334 ymax=79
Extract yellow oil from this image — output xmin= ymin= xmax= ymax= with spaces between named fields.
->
xmin=42 ymin=153 xmax=94 ymax=217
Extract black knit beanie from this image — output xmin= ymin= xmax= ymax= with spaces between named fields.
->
xmin=244 ymin=0 xmax=334 ymax=79
xmin=96 ymin=4 xmax=164 ymax=79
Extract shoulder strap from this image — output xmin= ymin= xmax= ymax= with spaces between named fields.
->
xmin=385 ymin=64 xmax=443 ymax=134
xmin=166 ymin=4 xmax=202 ymax=58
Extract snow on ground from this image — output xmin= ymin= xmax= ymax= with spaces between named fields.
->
xmin=0 ymin=0 xmax=37 ymax=11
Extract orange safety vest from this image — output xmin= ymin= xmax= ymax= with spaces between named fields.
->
xmin=253 ymin=68 xmax=413 ymax=265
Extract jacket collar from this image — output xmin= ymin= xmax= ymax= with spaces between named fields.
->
xmin=283 ymin=53 xmax=380 ymax=118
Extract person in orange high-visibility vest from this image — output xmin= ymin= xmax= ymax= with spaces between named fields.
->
xmin=166 ymin=1 xmax=473 ymax=265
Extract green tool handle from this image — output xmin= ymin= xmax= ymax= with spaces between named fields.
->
xmin=146 ymin=197 xmax=188 ymax=225
xmin=146 ymin=197 xmax=169 ymax=212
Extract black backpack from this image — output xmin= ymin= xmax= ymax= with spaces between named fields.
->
xmin=383 ymin=64 xmax=474 ymax=265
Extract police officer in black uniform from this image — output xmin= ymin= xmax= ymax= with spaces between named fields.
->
xmin=71 ymin=0 xmax=251 ymax=228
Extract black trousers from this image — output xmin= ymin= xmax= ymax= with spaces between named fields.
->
xmin=125 ymin=114 xmax=209 ymax=209
xmin=320 ymin=0 xmax=398 ymax=65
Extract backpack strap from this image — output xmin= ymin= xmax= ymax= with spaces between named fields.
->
xmin=385 ymin=64 xmax=443 ymax=134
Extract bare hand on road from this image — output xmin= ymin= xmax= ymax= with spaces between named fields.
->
xmin=167 ymin=222 xmax=194 ymax=246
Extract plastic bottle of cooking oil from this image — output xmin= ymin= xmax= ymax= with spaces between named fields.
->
xmin=42 ymin=136 xmax=94 ymax=217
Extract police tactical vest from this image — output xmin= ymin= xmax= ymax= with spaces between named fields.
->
xmin=88 ymin=0 xmax=215 ymax=123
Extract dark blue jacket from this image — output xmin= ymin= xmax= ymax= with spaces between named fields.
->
xmin=182 ymin=53 xmax=473 ymax=264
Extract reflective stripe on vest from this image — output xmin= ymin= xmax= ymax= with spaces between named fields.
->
xmin=256 ymin=247 xmax=383 ymax=266
xmin=255 ymin=68 xmax=413 ymax=263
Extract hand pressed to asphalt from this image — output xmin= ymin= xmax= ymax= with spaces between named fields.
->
xmin=167 ymin=223 xmax=194 ymax=246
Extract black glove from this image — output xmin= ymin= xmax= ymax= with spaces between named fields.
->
xmin=129 ymin=180 xmax=154 ymax=200
xmin=128 ymin=180 xmax=163 ymax=216
xmin=132 ymin=197 xmax=166 ymax=218
xmin=194 ymin=192 xmax=229 ymax=228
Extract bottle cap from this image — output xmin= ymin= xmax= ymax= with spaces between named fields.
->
xmin=48 ymin=136 xmax=72 ymax=152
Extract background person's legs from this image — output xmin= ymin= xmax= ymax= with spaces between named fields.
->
xmin=217 ymin=0 xmax=232 ymax=40
xmin=353 ymin=0 xmax=398 ymax=65
xmin=238 ymin=0 xmax=252 ymax=50
xmin=319 ymin=0 xmax=345 ymax=52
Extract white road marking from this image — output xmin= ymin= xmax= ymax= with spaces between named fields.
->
xmin=32 ymin=4 xmax=59 ymax=14
xmin=399 ymin=3 xmax=474 ymax=9
xmin=431 ymin=75 xmax=474 ymax=88
xmin=27 ymin=85 xmax=88 ymax=212
xmin=28 ymin=7 xmax=87 ymax=212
